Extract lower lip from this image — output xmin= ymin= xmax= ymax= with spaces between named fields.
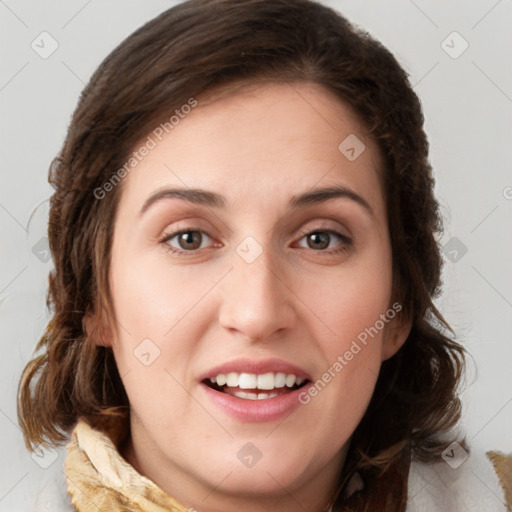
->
xmin=201 ymin=383 xmax=307 ymax=422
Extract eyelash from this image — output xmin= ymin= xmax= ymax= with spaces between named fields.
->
xmin=160 ymin=227 xmax=353 ymax=256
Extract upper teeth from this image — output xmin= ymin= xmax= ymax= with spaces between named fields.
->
xmin=210 ymin=372 xmax=304 ymax=390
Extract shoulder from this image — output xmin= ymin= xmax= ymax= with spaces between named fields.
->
xmin=407 ymin=446 xmax=512 ymax=512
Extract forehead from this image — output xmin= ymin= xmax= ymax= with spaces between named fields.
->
xmin=119 ymin=81 xmax=386 ymax=218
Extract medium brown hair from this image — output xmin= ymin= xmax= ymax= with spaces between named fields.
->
xmin=18 ymin=0 xmax=466 ymax=509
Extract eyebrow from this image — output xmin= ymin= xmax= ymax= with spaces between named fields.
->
xmin=139 ymin=184 xmax=375 ymax=217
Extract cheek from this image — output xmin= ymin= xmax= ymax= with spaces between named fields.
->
xmin=292 ymin=246 xmax=392 ymax=420
xmin=296 ymin=251 xmax=393 ymax=351
xmin=106 ymin=255 xmax=206 ymax=429
xmin=109 ymin=252 xmax=212 ymax=349
xmin=106 ymin=250 xmax=231 ymax=426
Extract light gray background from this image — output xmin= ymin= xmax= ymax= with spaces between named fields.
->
xmin=1 ymin=1 xmax=511 ymax=510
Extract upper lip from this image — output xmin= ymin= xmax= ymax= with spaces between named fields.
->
xmin=199 ymin=358 xmax=312 ymax=382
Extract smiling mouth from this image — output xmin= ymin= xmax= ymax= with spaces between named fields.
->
xmin=202 ymin=372 xmax=310 ymax=400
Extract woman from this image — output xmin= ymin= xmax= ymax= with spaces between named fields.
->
xmin=17 ymin=0 xmax=511 ymax=510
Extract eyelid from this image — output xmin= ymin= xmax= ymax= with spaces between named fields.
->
xmin=160 ymin=219 xmax=349 ymax=242
xmin=295 ymin=220 xmax=351 ymax=238
xmin=159 ymin=218 xmax=217 ymax=240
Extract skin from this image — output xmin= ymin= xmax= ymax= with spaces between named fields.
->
xmin=89 ymin=81 xmax=411 ymax=512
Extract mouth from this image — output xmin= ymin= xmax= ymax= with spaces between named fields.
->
xmin=199 ymin=359 xmax=312 ymax=422
xmin=202 ymin=372 xmax=310 ymax=400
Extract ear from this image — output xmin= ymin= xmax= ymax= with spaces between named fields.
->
xmin=381 ymin=308 xmax=412 ymax=362
xmin=83 ymin=305 xmax=114 ymax=348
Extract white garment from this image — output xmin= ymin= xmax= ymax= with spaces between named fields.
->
xmin=406 ymin=449 xmax=508 ymax=511
xmin=34 ymin=468 xmax=74 ymax=512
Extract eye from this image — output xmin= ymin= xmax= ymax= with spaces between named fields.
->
xmin=160 ymin=227 xmax=353 ymax=256
xmin=296 ymin=229 xmax=352 ymax=254
xmin=161 ymin=228 xmax=215 ymax=254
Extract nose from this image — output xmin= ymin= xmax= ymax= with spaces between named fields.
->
xmin=217 ymin=242 xmax=296 ymax=342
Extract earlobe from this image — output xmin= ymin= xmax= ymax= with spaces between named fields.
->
xmin=381 ymin=315 xmax=412 ymax=362
xmin=83 ymin=306 xmax=114 ymax=347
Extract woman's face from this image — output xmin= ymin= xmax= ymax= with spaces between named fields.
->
xmin=98 ymin=82 xmax=409 ymax=510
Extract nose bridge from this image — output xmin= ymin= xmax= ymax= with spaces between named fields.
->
xmin=217 ymin=236 xmax=294 ymax=341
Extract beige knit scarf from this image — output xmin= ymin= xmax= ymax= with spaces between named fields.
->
xmin=65 ymin=419 xmax=188 ymax=512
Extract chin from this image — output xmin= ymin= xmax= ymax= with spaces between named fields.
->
xmin=192 ymin=443 xmax=315 ymax=497
xmin=206 ymin=463 xmax=306 ymax=497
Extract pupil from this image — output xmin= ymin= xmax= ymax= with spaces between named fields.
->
xmin=180 ymin=231 xmax=201 ymax=250
xmin=309 ymin=232 xmax=329 ymax=250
